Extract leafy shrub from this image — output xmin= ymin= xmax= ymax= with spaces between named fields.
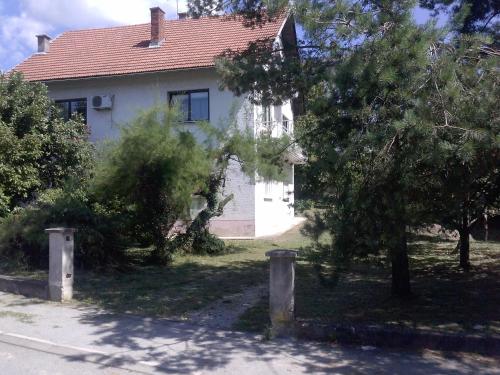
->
xmin=191 ymin=230 xmax=226 ymax=255
xmin=0 ymin=73 xmax=94 ymax=215
xmin=93 ymin=106 xmax=211 ymax=263
xmin=0 ymin=185 xmax=131 ymax=270
xmin=294 ymin=199 xmax=314 ymax=214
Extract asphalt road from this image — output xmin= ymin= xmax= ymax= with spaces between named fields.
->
xmin=0 ymin=292 xmax=498 ymax=375
xmin=0 ymin=340 xmax=140 ymax=375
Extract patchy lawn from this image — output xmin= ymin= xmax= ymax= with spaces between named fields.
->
xmin=2 ymin=223 xmax=498 ymax=337
xmin=72 ymin=227 xmax=310 ymax=318
xmin=235 ymin=233 xmax=500 ymax=336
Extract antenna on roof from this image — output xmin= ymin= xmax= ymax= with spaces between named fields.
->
xmin=176 ymin=0 xmax=179 ymax=15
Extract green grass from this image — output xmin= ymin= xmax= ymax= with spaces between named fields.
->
xmin=72 ymin=226 xmax=309 ymax=317
xmin=0 ymin=267 xmax=48 ymax=281
xmin=233 ymin=233 xmax=500 ymax=336
xmin=0 ymin=310 xmax=35 ymax=323
xmin=3 ymin=224 xmax=498 ymax=337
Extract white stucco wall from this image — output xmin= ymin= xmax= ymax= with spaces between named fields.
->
xmin=47 ymin=68 xmax=244 ymax=142
xmin=253 ymin=101 xmax=296 ymax=237
xmin=45 ymin=68 xmax=296 ymax=238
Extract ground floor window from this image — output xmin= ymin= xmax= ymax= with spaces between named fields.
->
xmin=55 ymin=98 xmax=87 ymax=123
xmin=264 ymin=180 xmax=273 ymax=201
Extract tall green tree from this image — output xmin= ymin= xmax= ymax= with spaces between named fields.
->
xmin=416 ymin=35 xmax=500 ymax=269
xmin=190 ymin=0 xmax=442 ymax=297
xmin=94 ymin=105 xmax=289 ymax=260
xmin=0 ymin=72 xmax=94 ymax=216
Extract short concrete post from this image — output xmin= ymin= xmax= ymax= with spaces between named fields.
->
xmin=45 ymin=228 xmax=76 ymax=301
xmin=265 ymin=249 xmax=298 ymax=337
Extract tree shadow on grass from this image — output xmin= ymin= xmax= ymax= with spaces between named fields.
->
xmin=294 ymin=242 xmax=500 ymax=336
xmin=73 ymin=260 xmax=269 ymax=318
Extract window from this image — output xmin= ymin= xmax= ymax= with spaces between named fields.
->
xmin=55 ymin=98 xmax=87 ymax=123
xmin=263 ymin=105 xmax=272 ymax=124
xmin=264 ymin=180 xmax=273 ymax=201
xmin=282 ymin=115 xmax=290 ymax=133
xmin=190 ymin=195 xmax=207 ymax=219
xmin=169 ymin=90 xmax=209 ymax=121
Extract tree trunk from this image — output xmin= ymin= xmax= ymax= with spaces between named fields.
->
xmin=458 ymin=227 xmax=470 ymax=271
xmin=390 ymin=221 xmax=411 ymax=297
xmin=456 ymin=197 xmax=472 ymax=270
xmin=150 ymin=225 xmax=172 ymax=264
xmin=484 ymin=213 xmax=488 ymax=242
xmin=386 ymin=137 xmax=411 ymax=298
xmin=180 ymin=171 xmax=232 ymax=250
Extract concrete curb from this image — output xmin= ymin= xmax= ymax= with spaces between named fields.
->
xmin=295 ymin=322 xmax=500 ymax=356
xmin=0 ymin=275 xmax=48 ymax=300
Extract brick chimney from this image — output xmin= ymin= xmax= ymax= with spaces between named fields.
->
xmin=36 ymin=34 xmax=51 ymax=53
xmin=149 ymin=7 xmax=165 ymax=47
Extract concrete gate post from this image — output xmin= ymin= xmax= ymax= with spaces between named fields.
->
xmin=45 ymin=228 xmax=76 ymax=301
xmin=265 ymin=249 xmax=299 ymax=337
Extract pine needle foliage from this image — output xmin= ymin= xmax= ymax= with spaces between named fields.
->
xmin=186 ymin=0 xmax=497 ymax=296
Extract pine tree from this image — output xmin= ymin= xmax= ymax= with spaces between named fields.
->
xmin=190 ymin=0 xmax=440 ymax=297
xmin=416 ymin=35 xmax=500 ymax=270
xmin=189 ymin=0 xmax=499 ymax=293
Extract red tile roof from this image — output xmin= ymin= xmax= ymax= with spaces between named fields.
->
xmin=14 ymin=14 xmax=287 ymax=82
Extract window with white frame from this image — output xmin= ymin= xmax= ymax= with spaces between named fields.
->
xmin=263 ymin=105 xmax=272 ymax=124
xmin=264 ymin=180 xmax=273 ymax=201
xmin=282 ymin=115 xmax=290 ymax=133
xmin=190 ymin=195 xmax=207 ymax=219
xmin=282 ymin=165 xmax=293 ymax=202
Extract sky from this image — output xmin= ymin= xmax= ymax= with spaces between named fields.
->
xmin=0 ymin=0 xmax=188 ymax=72
xmin=0 ymin=0 xmax=445 ymax=72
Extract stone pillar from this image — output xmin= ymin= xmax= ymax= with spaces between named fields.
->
xmin=265 ymin=249 xmax=298 ymax=336
xmin=46 ymin=228 xmax=76 ymax=302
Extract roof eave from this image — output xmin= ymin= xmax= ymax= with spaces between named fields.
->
xmin=23 ymin=65 xmax=217 ymax=84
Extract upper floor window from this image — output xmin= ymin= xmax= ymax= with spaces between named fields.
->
xmin=55 ymin=98 xmax=87 ymax=123
xmin=169 ymin=89 xmax=209 ymax=122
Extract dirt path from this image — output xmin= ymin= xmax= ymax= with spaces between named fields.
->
xmin=184 ymin=284 xmax=267 ymax=330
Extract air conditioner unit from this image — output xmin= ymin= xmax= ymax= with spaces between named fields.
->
xmin=91 ymin=95 xmax=113 ymax=110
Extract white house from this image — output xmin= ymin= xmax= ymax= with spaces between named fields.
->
xmin=13 ymin=7 xmax=302 ymax=238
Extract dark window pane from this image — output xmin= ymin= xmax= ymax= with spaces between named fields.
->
xmin=71 ymin=100 xmax=87 ymax=122
xmin=169 ymin=90 xmax=209 ymax=122
xmin=190 ymin=92 xmax=209 ymax=121
xmin=55 ymin=99 xmax=87 ymax=123
xmin=171 ymin=93 xmax=189 ymax=121
xmin=263 ymin=106 xmax=271 ymax=123
xmin=56 ymin=101 xmax=70 ymax=121
xmin=282 ymin=115 xmax=289 ymax=132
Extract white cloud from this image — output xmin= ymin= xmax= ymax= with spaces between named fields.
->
xmin=0 ymin=13 xmax=52 ymax=70
xmin=20 ymin=0 xmax=185 ymax=29
xmin=1 ymin=0 xmax=188 ymax=71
